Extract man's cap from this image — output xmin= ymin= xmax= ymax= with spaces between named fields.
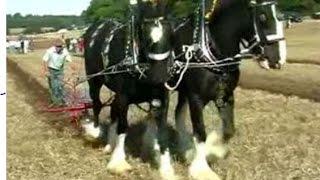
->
xmin=53 ymin=38 xmax=64 ymax=46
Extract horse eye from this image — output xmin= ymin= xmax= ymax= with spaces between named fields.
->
xmin=259 ymin=14 xmax=267 ymax=22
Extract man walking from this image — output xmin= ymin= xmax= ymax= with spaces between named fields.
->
xmin=42 ymin=39 xmax=72 ymax=106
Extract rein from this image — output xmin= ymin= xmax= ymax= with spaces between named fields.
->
xmin=76 ymin=62 xmax=150 ymax=86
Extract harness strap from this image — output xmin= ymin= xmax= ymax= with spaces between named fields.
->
xmin=205 ymin=0 xmax=219 ymax=20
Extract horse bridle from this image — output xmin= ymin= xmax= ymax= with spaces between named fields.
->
xmin=250 ymin=0 xmax=285 ymax=44
xmin=239 ymin=0 xmax=285 ymax=56
xmin=165 ymin=0 xmax=287 ymax=90
xmin=83 ymin=1 xmax=286 ymax=90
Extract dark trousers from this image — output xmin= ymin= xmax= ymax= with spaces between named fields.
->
xmin=48 ymin=68 xmax=65 ymax=104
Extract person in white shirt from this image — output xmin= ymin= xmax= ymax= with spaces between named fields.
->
xmin=23 ymin=40 xmax=29 ymax=54
xmin=42 ymin=39 xmax=72 ymax=106
xmin=6 ymin=39 xmax=10 ymax=49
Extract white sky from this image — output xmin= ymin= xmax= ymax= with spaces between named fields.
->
xmin=7 ymin=0 xmax=91 ymax=16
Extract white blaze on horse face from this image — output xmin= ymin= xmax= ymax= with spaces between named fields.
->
xmin=266 ymin=5 xmax=285 ymax=41
xmin=150 ymin=22 xmax=164 ymax=43
xmin=106 ymin=134 xmax=132 ymax=173
xmin=189 ymin=139 xmax=221 ymax=180
xmin=268 ymin=4 xmax=287 ymax=65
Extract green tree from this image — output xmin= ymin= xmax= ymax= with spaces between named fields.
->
xmin=7 ymin=14 xmax=85 ymax=30
xmin=278 ymin=0 xmax=320 ymax=12
xmin=24 ymin=26 xmax=42 ymax=34
xmin=13 ymin=13 xmax=23 ymax=18
xmin=171 ymin=0 xmax=196 ymax=17
xmin=85 ymin=0 xmax=129 ymax=22
xmin=83 ymin=0 xmax=197 ymax=22
xmin=6 ymin=26 xmax=10 ymax=35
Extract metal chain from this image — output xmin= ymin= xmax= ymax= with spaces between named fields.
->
xmin=164 ymin=45 xmax=194 ymax=91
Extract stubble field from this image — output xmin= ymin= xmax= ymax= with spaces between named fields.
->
xmin=7 ymin=21 xmax=320 ymax=180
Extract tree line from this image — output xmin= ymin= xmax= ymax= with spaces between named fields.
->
xmin=82 ymin=0 xmax=320 ymax=22
xmin=279 ymin=0 xmax=320 ymax=12
xmin=7 ymin=13 xmax=86 ymax=34
xmin=7 ymin=0 xmax=320 ymax=34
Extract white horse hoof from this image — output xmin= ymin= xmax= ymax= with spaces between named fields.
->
xmin=106 ymin=159 xmax=132 ymax=174
xmin=103 ymin=144 xmax=112 ymax=154
xmin=189 ymin=140 xmax=221 ymax=180
xmin=206 ymin=131 xmax=224 ymax=145
xmin=160 ymin=163 xmax=177 ymax=180
xmin=159 ymin=152 xmax=177 ymax=180
xmin=189 ymin=159 xmax=220 ymax=180
xmin=189 ymin=169 xmax=221 ymax=180
xmin=82 ymin=122 xmax=100 ymax=140
xmin=184 ymin=147 xmax=196 ymax=163
xmin=160 ymin=171 xmax=178 ymax=180
xmin=206 ymin=144 xmax=228 ymax=160
xmin=206 ymin=131 xmax=228 ymax=159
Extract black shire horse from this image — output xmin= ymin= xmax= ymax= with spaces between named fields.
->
xmin=83 ymin=2 xmax=177 ymax=178
xmin=173 ymin=0 xmax=286 ymax=179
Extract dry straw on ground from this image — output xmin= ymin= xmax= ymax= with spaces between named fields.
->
xmin=7 ymin=21 xmax=320 ymax=179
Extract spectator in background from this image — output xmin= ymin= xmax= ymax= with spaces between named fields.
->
xmin=70 ymin=38 xmax=78 ymax=53
xmin=42 ymin=39 xmax=72 ymax=106
xmin=286 ymin=19 xmax=292 ymax=29
xmin=13 ymin=40 xmax=21 ymax=52
xmin=6 ymin=39 xmax=10 ymax=50
xmin=78 ymin=37 xmax=84 ymax=54
xmin=29 ymin=38 xmax=34 ymax=51
xmin=20 ymin=40 xmax=24 ymax=54
xmin=65 ymin=38 xmax=71 ymax=51
xmin=22 ymin=39 xmax=29 ymax=54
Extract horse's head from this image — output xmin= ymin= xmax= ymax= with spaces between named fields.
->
xmin=141 ymin=17 xmax=173 ymax=61
xmin=138 ymin=3 xmax=174 ymax=84
xmin=250 ymin=0 xmax=287 ymax=69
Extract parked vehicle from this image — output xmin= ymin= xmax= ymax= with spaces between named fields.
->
xmin=311 ymin=12 xmax=320 ymax=19
xmin=282 ymin=11 xmax=303 ymax=23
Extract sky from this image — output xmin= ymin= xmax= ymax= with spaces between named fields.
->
xmin=7 ymin=0 xmax=92 ymax=16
